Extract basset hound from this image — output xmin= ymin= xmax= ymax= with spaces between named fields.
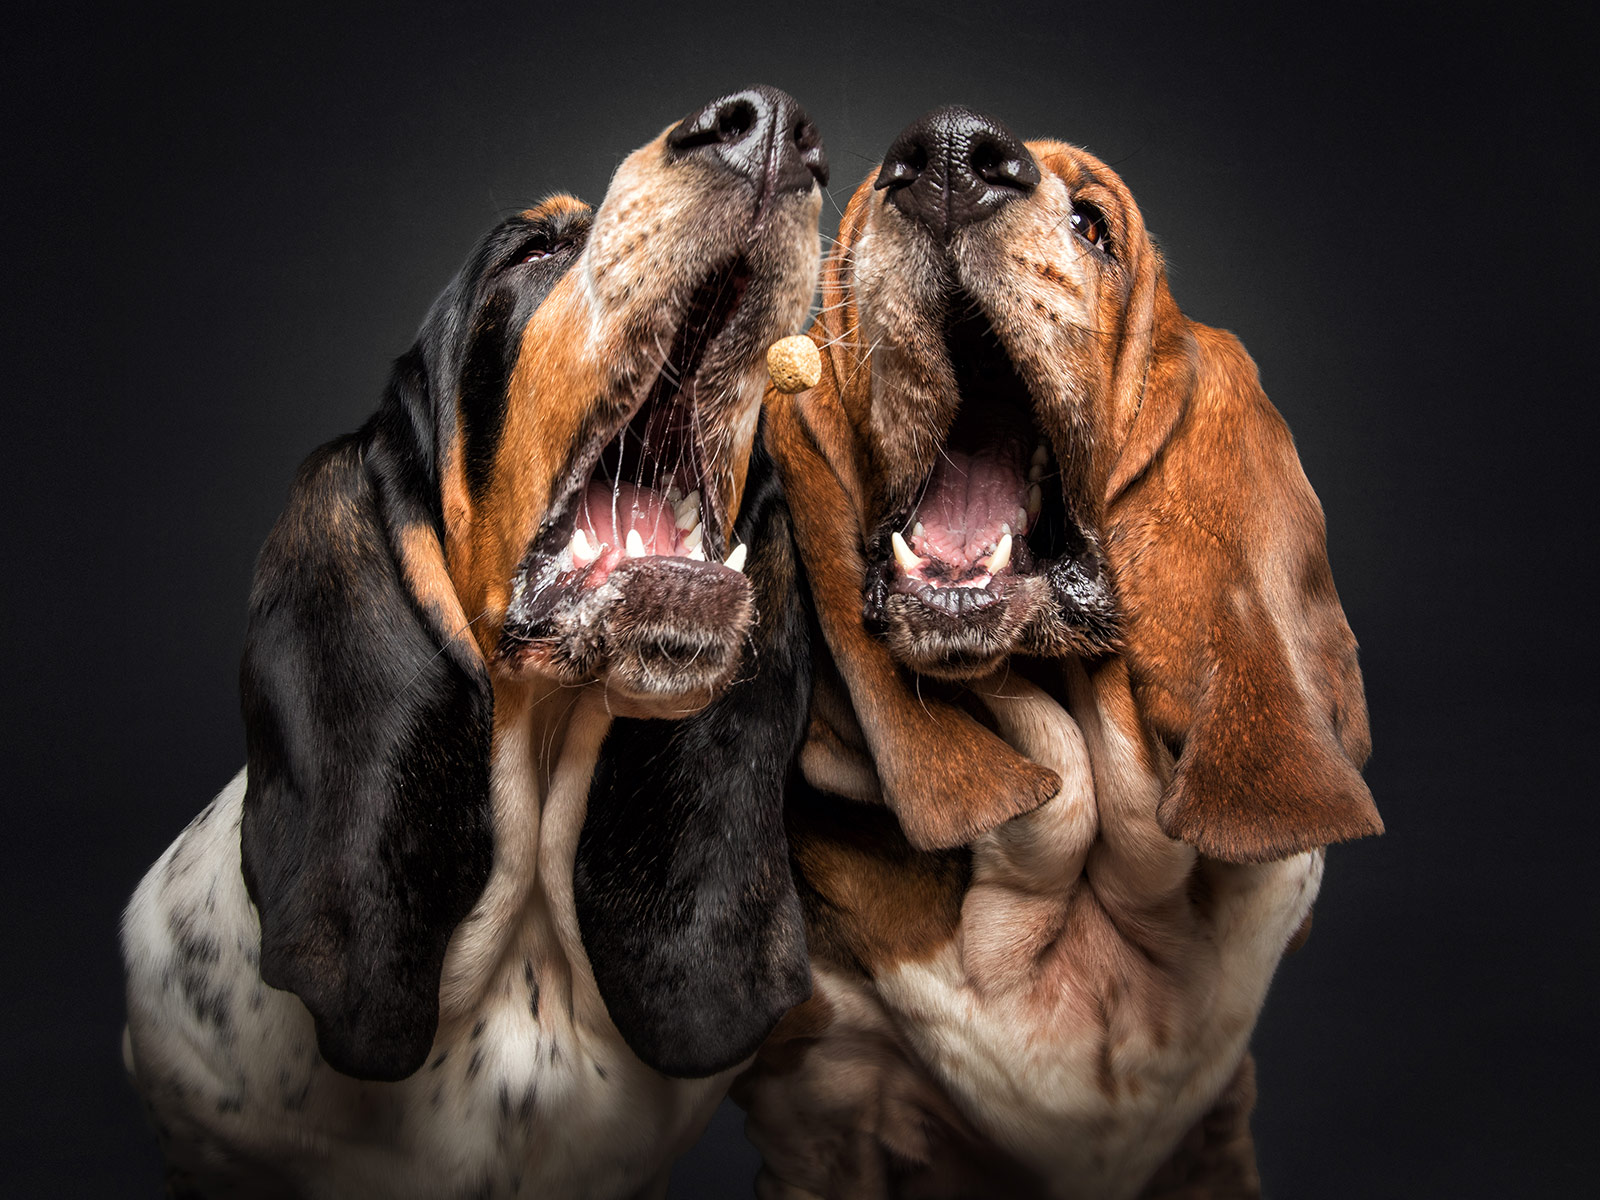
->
xmin=734 ymin=107 xmax=1384 ymax=1198
xmin=121 ymin=87 xmax=827 ymax=1199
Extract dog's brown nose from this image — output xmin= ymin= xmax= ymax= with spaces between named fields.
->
xmin=668 ymin=86 xmax=829 ymax=200
xmin=876 ymin=106 xmax=1038 ymax=241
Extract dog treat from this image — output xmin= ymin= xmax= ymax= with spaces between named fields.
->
xmin=767 ymin=335 xmax=822 ymax=393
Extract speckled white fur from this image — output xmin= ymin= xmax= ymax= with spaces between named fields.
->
xmin=123 ymin=691 xmax=733 ymax=1200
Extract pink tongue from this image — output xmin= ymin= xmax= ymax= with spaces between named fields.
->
xmin=577 ymin=482 xmax=681 ymax=557
xmin=908 ymin=434 xmax=1029 ymax=570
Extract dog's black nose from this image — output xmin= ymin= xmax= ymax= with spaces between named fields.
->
xmin=668 ymin=86 xmax=829 ymax=199
xmin=875 ymin=106 xmax=1038 ymax=240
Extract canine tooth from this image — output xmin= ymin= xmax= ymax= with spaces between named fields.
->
xmin=625 ymin=529 xmax=646 ymax=558
xmin=891 ymin=531 xmax=922 ymax=573
xmin=1000 ymin=522 xmax=1011 ymax=537
xmin=674 ymin=490 xmax=701 ymax=530
xmin=687 ymin=545 xmax=706 ymax=561
xmin=681 ymin=522 xmax=702 ymax=551
xmin=724 ymin=543 xmax=747 ymax=573
xmin=989 ymin=533 xmax=1013 ymax=574
xmin=571 ymin=528 xmax=596 ymax=565
xmin=1028 ymin=463 xmax=1044 ymax=482
xmin=912 ymin=521 xmax=925 ymax=539
xmin=1032 ymin=444 xmax=1049 ymax=467
xmin=1027 ymin=484 xmax=1042 ymax=517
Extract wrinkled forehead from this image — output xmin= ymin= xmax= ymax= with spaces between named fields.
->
xmin=1025 ymin=140 xmax=1136 ymax=210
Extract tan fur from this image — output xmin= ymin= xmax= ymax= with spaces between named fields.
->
xmin=741 ymin=137 xmax=1380 ymax=1198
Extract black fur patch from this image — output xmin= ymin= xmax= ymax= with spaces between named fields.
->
xmin=240 ymin=432 xmax=493 ymax=1083
xmin=238 ymin=209 xmax=588 ymax=1084
xmin=458 ymin=292 xmax=516 ymax=498
xmin=457 ymin=215 xmax=588 ymax=500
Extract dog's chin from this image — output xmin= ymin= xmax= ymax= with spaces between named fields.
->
xmin=878 ymin=568 xmax=1122 ymax=681
xmin=879 ymin=574 xmax=1052 ymax=681
xmin=502 ymin=557 xmax=754 ymax=717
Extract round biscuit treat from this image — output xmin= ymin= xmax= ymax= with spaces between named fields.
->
xmin=767 ymin=335 xmax=822 ymax=393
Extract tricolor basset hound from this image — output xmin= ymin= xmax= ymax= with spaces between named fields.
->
xmin=735 ymin=106 xmax=1383 ymax=1199
xmin=121 ymin=87 xmax=827 ymax=1199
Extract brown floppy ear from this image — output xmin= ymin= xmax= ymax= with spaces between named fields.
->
xmin=767 ymin=369 xmax=1060 ymax=851
xmin=240 ymin=349 xmax=494 ymax=1081
xmin=1106 ymin=294 xmax=1381 ymax=863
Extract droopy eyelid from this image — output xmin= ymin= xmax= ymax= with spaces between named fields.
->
xmin=510 ymin=215 xmax=592 ymax=269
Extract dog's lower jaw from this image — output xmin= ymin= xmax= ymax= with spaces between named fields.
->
xmin=870 ymin=559 xmax=1122 ymax=682
xmin=502 ymin=557 xmax=756 ymax=718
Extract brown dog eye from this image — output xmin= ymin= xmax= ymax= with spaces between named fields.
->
xmin=520 ymin=240 xmax=554 ymax=264
xmin=1070 ymin=203 xmax=1108 ymax=250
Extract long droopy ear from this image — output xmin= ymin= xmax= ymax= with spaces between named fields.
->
xmin=240 ymin=351 xmax=494 ymax=1081
xmin=767 ymin=359 xmax=1061 ymax=851
xmin=574 ymin=429 xmax=813 ymax=1078
xmin=1105 ymin=290 xmax=1382 ymax=863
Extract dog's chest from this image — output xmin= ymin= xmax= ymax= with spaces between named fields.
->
xmin=785 ymin=677 xmax=1324 ymax=1198
xmin=123 ymin=775 xmax=725 ymax=1199
xmin=380 ymin=953 xmax=730 ymax=1199
xmin=860 ymin=845 xmax=1321 ymax=1198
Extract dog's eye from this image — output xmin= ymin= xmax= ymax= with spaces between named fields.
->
xmin=519 ymin=237 xmax=555 ymax=264
xmin=1069 ymin=203 xmax=1109 ymax=250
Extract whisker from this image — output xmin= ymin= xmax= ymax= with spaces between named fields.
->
xmin=386 ymin=605 xmax=494 ymax=706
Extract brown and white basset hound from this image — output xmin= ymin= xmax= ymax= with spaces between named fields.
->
xmin=121 ymin=87 xmax=826 ymax=1199
xmin=733 ymin=106 xmax=1383 ymax=1199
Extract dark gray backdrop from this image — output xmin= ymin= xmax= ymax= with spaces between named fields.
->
xmin=4 ymin=2 xmax=1594 ymax=1195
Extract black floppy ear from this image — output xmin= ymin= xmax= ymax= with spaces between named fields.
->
xmin=575 ymin=429 xmax=812 ymax=1078
xmin=239 ymin=350 xmax=494 ymax=1082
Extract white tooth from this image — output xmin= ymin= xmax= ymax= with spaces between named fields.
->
xmin=625 ymin=529 xmax=646 ymax=558
xmin=989 ymin=533 xmax=1012 ymax=574
xmin=723 ymin=543 xmax=747 ymax=573
xmin=571 ymin=528 xmax=596 ymax=565
xmin=1000 ymin=522 xmax=1011 ymax=536
xmin=1016 ymin=506 xmax=1030 ymax=530
xmin=687 ymin=545 xmax=706 ymax=561
xmin=1028 ymin=464 xmax=1043 ymax=482
xmin=681 ymin=522 xmax=702 ymax=551
xmin=912 ymin=521 xmax=925 ymax=539
xmin=891 ymin=531 xmax=921 ymax=573
xmin=1032 ymin=444 xmax=1049 ymax=467
xmin=1027 ymin=484 xmax=1042 ymax=517
xmin=666 ymin=485 xmax=684 ymax=504
xmin=674 ymin=489 xmax=701 ymax=526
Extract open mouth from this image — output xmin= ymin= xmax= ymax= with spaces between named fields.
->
xmin=880 ymin=291 xmax=1071 ymax=616
xmin=500 ymin=259 xmax=754 ymax=649
xmin=564 ymin=258 xmax=752 ymax=582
